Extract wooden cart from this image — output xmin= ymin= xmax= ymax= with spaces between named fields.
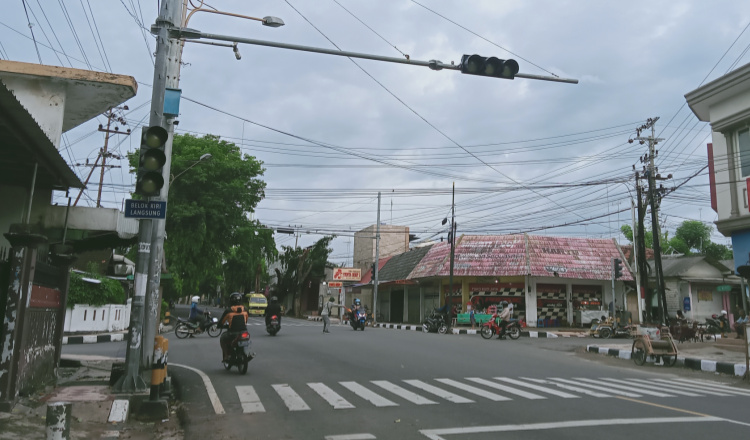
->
xmin=631 ymin=326 xmax=678 ymax=366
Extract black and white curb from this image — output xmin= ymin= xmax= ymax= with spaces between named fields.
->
xmin=63 ymin=333 xmax=126 ymax=344
xmin=586 ymin=344 xmax=748 ymax=377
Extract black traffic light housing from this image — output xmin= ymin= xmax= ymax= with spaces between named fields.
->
xmin=135 ymin=126 xmax=168 ymax=197
xmin=613 ymin=258 xmax=623 ymax=279
xmin=459 ymin=54 xmax=519 ymax=79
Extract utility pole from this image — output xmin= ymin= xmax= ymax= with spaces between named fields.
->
xmin=634 ymin=174 xmax=650 ymax=322
xmin=636 ymin=117 xmax=669 ymax=325
xmin=115 ymin=0 xmax=182 ymax=392
xmin=373 ymin=192 xmax=381 ymax=324
xmin=448 ymin=183 xmax=456 ymax=311
xmin=73 ymin=108 xmax=129 ymax=207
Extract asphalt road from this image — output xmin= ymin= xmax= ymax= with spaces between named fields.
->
xmin=63 ymin=308 xmax=750 ymax=439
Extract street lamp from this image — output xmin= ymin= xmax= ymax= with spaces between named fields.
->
xmin=170 ymin=153 xmax=211 ymax=185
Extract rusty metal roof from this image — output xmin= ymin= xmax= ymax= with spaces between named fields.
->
xmin=407 ymin=234 xmax=632 ymax=281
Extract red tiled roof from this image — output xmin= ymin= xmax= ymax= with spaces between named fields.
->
xmin=407 ymin=234 xmax=633 ymax=281
xmin=527 ymin=236 xmax=633 ymax=281
xmin=358 ymin=257 xmax=391 ymax=284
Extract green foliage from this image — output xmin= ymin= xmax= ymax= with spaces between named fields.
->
xmin=622 ymin=220 xmax=732 ymax=260
xmin=223 ymin=222 xmax=277 ymax=293
xmin=68 ymin=271 xmax=126 ymax=307
xmin=128 ymin=133 xmax=272 ymax=295
xmin=272 ymin=236 xmax=334 ymax=317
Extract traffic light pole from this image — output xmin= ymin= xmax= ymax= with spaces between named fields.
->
xmin=114 ymin=0 xmax=182 ymax=392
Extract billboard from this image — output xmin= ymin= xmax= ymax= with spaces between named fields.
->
xmin=333 ymin=268 xmax=361 ymax=281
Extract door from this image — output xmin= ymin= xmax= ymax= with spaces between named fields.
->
xmin=391 ymin=290 xmax=404 ymax=323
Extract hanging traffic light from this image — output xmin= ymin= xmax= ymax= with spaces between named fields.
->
xmin=135 ymin=126 xmax=168 ymax=197
xmin=613 ymin=258 xmax=623 ymax=279
xmin=459 ymin=54 xmax=519 ymax=79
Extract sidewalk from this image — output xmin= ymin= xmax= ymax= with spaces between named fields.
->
xmin=0 ymin=355 xmax=183 ymax=439
xmin=586 ymin=336 xmax=749 ymax=377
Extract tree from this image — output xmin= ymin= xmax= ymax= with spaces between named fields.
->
xmin=671 ymin=220 xmax=711 ymax=254
xmin=128 ymin=133 xmax=272 ymax=296
xmin=272 ymin=236 xmax=334 ymax=317
xmin=223 ymin=222 xmax=276 ymax=293
xmin=621 ymin=220 xmax=732 ymax=260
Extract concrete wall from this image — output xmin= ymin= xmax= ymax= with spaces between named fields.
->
xmin=0 ymin=186 xmax=53 ymax=250
xmin=63 ymin=303 xmax=131 ymax=333
xmin=353 ymin=225 xmax=409 ymax=271
xmin=0 ymin=76 xmax=66 ymax=148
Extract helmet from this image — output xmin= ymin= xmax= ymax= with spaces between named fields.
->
xmin=501 ymin=301 xmax=509 ymax=307
xmin=191 ymin=296 xmax=200 ymax=304
xmin=721 ymin=310 xmax=727 ymax=315
xmin=229 ymin=292 xmax=243 ymax=305
xmin=354 ymin=298 xmax=361 ymax=305
xmin=270 ymin=296 xmax=278 ymax=303
xmin=329 ymin=296 xmax=335 ymax=302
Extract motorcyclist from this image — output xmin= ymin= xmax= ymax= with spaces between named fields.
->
xmin=718 ymin=310 xmax=729 ymax=337
xmin=494 ymin=301 xmax=512 ymax=339
xmin=264 ymin=296 xmax=283 ymax=328
xmin=188 ymin=295 xmax=206 ymax=337
xmin=435 ymin=303 xmax=450 ymax=326
xmin=350 ymin=298 xmax=362 ymax=321
xmin=219 ymin=292 xmax=250 ymax=363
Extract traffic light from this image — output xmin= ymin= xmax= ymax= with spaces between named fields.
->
xmin=135 ymin=125 xmax=168 ymax=197
xmin=613 ymin=258 xmax=623 ymax=279
xmin=459 ymin=54 xmax=519 ymax=79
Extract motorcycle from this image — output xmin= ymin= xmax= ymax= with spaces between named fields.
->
xmin=222 ymin=330 xmax=255 ymax=375
xmin=593 ymin=319 xmax=633 ymax=339
xmin=266 ymin=314 xmax=281 ymax=336
xmin=422 ymin=312 xmax=448 ymax=334
xmin=705 ymin=314 xmax=727 ymax=335
xmin=174 ymin=312 xmax=221 ymax=339
xmin=350 ymin=308 xmax=367 ymax=331
xmin=480 ymin=317 xmax=521 ymax=340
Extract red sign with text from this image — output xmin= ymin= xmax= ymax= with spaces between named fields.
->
xmin=333 ymin=268 xmax=361 ymax=281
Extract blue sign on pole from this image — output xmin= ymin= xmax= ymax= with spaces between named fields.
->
xmin=683 ymin=296 xmax=691 ymax=312
xmin=124 ymin=199 xmax=167 ymax=219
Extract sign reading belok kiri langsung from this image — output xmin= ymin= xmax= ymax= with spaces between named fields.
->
xmin=124 ymin=199 xmax=167 ymax=219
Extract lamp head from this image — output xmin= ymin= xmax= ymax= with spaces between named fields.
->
xmin=262 ymin=16 xmax=285 ymax=27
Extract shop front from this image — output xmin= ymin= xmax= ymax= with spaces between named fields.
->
xmin=536 ymin=284 xmax=567 ymax=327
xmin=467 ymin=283 xmax=526 ymax=324
xmin=572 ymin=284 xmax=604 ymax=326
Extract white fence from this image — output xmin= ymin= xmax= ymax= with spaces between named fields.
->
xmin=63 ymin=300 xmax=131 ymax=333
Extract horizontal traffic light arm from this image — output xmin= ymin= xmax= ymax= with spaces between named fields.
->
xmin=168 ymin=26 xmax=578 ymax=85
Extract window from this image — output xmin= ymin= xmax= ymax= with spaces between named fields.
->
xmin=739 ymin=128 xmax=750 ymax=177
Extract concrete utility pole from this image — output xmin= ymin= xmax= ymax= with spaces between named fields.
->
xmin=115 ymin=0 xmax=183 ymax=392
xmin=637 ymin=119 xmax=668 ymax=325
xmin=634 ymin=175 xmax=650 ymax=322
xmin=373 ymin=192 xmax=381 ymax=324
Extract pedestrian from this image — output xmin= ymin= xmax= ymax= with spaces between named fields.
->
xmin=735 ymin=309 xmax=748 ymax=339
xmin=469 ymin=305 xmax=476 ymax=330
xmin=321 ymin=296 xmax=340 ymax=333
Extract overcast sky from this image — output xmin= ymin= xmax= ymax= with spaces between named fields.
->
xmin=2 ymin=1 xmax=749 ymax=266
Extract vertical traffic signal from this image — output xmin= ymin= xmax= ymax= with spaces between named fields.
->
xmin=135 ymin=126 xmax=168 ymax=197
xmin=459 ymin=54 xmax=519 ymax=79
xmin=613 ymin=258 xmax=623 ymax=279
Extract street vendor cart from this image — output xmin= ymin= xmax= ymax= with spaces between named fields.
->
xmin=631 ymin=326 xmax=678 ymax=366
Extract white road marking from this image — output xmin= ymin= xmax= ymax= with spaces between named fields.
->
xmin=466 ymin=377 xmax=546 ymax=399
xmin=600 ymin=378 xmax=702 ymax=397
xmin=236 ymin=385 xmax=265 ymax=413
xmin=403 ymin=380 xmax=474 ymax=403
xmin=371 ymin=381 xmax=437 ymax=405
xmin=324 ymin=434 xmax=376 ymax=440
xmin=308 ymin=383 xmax=356 ymax=409
xmin=652 ymin=378 xmax=739 ymax=396
xmin=418 ymin=416 xmax=723 ymax=439
xmin=548 ymin=378 xmax=641 ymax=398
xmin=340 ymin=381 xmax=398 ymax=407
xmin=523 ymin=378 xmax=612 ymax=398
xmin=493 ymin=377 xmax=579 ymax=398
xmin=667 ymin=378 xmax=750 ymax=396
xmin=434 ymin=378 xmax=511 ymax=401
xmin=574 ymin=377 xmax=674 ymax=397
xmin=272 ymin=384 xmax=310 ymax=411
xmin=170 ymin=363 xmax=225 ymax=414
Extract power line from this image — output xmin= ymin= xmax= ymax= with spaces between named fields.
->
xmin=21 ymin=0 xmax=42 ymax=63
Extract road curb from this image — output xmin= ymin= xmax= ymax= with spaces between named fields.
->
xmin=585 ymin=344 xmax=748 ymax=377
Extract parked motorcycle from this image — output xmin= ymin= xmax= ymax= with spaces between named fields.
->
xmin=422 ymin=312 xmax=448 ymax=334
xmin=174 ymin=312 xmax=221 ymax=339
xmin=480 ymin=318 xmax=521 ymax=340
xmin=222 ymin=330 xmax=255 ymax=375
xmin=350 ymin=308 xmax=367 ymax=331
xmin=266 ymin=314 xmax=281 ymax=336
xmin=704 ymin=314 xmax=727 ymax=335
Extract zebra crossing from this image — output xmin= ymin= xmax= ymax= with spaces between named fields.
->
xmin=231 ymin=376 xmax=750 ymax=414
